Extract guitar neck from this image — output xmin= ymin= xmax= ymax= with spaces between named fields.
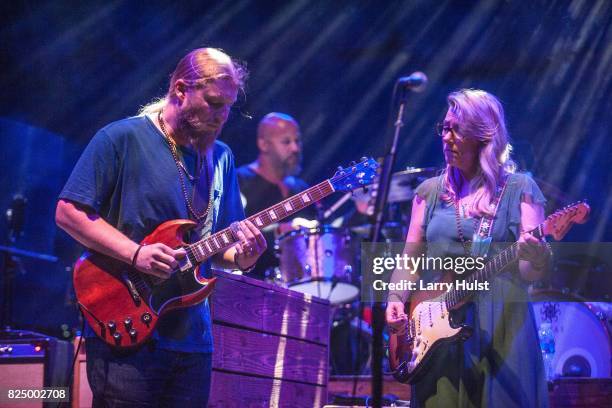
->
xmin=444 ymin=224 xmax=545 ymax=308
xmin=185 ymin=180 xmax=335 ymax=263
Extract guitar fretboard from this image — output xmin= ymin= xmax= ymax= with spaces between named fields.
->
xmin=444 ymin=225 xmax=544 ymax=309
xmin=184 ymin=180 xmax=335 ymax=263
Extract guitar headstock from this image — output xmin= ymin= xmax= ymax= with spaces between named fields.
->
xmin=330 ymin=157 xmax=379 ymax=192
xmin=542 ymin=201 xmax=590 ymax=241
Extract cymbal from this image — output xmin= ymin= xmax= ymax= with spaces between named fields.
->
xmin=387 ymin=167 xmax=438 ymax=203
xmin=351 ymin=167 xmax=438 ymax=210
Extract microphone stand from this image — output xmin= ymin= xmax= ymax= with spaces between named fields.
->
xmin=367 ymin=84 xmax=410 ymax=407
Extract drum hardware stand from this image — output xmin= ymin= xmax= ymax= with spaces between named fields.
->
xmin=367 ymin=75 xmax=426 ymax=407
xmin=323 ymin=191 xmax=354 ymax=220
xmin=315 ymin=239 xmax=322 ymax=299
xmin=326 ymin=275 xmax=340 ymax=302
xmin=315 ymin=202 xmax=326 ymax=301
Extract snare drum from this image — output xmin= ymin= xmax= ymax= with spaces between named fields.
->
xmin=531 ymin=290 xmax=611 ymax=378
xmin=276 ymin=226 xmax=359 ymax=304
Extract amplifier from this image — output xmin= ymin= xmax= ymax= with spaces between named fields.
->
xmin=0 ymin=330 xmax=73 ymax=408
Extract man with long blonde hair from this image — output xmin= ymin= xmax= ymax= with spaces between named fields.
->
xmin=56 ymin=48 xmax=266 ymax=406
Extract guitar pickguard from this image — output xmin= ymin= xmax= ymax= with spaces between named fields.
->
xmin=148 ymin=266 xmax=209 ymax=313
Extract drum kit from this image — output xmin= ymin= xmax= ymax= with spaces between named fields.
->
xmin=271 ymin=167 xmax=437 ymax=374
xmin=273 ymin=167 xmax=436 ymax=304
xmin=529 ymin=251 xmax=612 ymax=379
xmin=531 ymin=289 xmax=611 ymax=378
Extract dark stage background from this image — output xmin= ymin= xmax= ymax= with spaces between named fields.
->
xmin=1 ymin=0 xmax=610 ymax=336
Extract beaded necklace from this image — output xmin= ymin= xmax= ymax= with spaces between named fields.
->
xmin=158 ymin=110 xmax=214 ymax=222
xmin=453 ymin=178 xmax=508 ymax=257
xmin=453 ymin=198 xmax=479 ymax=256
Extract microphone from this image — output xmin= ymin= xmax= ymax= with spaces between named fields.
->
xmin=397 ymin=72 xmax=428 ymax=93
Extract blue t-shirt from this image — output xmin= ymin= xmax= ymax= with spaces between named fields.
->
xmin=60 ymin=115 xmax=244 ymax=353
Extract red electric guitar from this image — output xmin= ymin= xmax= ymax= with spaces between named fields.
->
xmin=74 ymin=158 xmax=378 ymax=348
xmin=388 ymin=201 xmax=590 ymax=384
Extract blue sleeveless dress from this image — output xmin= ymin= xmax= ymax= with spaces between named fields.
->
xmin=410 ymin=173 xmax=549 ymax=408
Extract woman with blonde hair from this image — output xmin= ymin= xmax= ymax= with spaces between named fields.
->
xmin=387 ymin=89 xmax=550 ymax=407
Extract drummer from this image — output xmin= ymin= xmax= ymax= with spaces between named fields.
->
xmin=237 ymin=112 xmax=317 ymax=279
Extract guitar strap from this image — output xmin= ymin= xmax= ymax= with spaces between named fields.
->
xmin=193 ymin=148 xmax=216 ymax=239
xmin=470 ymin=176 xmax=509 ymax=258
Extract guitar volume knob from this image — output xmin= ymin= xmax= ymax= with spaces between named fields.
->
xmin=112 ymin=332 xmax=122 ymax=343
xmin=141 ymin=313 xmax=152 ymax=325
xmin=107 ymin=321 xmax=116 ymax=332
xmin=129 ymin=329 xmax=137 ymax=339
xmin=124 ymin=317 xmax=132 ymax=330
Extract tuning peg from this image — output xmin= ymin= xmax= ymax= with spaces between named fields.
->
xmin=350 ymin=161 xmax=357 ymax=166
xmin=337 ymin=166 xmax=343 ymax=171
xmin=361 ymin=156 xmax=368 ymax=162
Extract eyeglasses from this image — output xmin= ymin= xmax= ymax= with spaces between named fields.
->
xmin=435 ymin=122 xmax=464 ymax=140
xmin=435 ymin=122 xmax=453 ymax=136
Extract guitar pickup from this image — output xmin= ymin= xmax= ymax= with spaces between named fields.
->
xmin=178 ymin=257 xmax=193 ymax=272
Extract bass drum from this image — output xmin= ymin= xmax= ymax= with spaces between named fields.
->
xmin=276 ymin=226 xmax=359 ymax=304
xmin=531 ymin=290 xmax=611 ymax=378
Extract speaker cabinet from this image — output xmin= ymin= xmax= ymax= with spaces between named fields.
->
xmin=71 ymin=337 xmax=92 ymax=408
xmin=0 ymin=332 xmax=72 ymax=408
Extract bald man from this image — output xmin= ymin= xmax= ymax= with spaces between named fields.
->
xmin=237 ymin=112 xmax=315 ymax=279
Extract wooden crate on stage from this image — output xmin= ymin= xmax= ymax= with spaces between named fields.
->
xmin=327 ymin=375 xmax=411 ymax=402
xmin=327 ymin=374 xmax=411 ymax=407
xmin=209 ymin=270 xmax=331 ymax=407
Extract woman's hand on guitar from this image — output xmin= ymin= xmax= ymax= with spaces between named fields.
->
xmin=386 ymin=301 xmax=408 ymax=335
xmin=133 ymin=243 xmax=185 ymax=279
xmin=518 ymin=231 xmax=551 ymax=268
